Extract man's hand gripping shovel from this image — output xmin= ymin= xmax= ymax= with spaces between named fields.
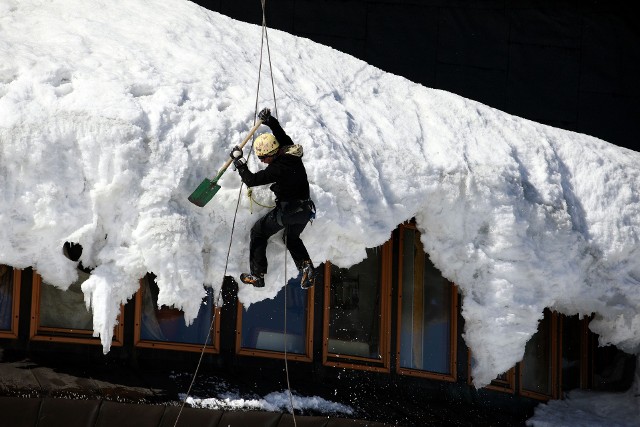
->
xmin=188 ymin=120 xmax=263 ymax=207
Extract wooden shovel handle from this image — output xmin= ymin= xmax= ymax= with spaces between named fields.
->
xmin=218 ymin=119 xmax=264 ymax=174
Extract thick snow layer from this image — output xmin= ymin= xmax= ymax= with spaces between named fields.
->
xmin=1 ymin=0 xmax=639 ymax=399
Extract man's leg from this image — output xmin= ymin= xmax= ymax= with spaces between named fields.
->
xmin=249 ymin=208 xmax=283 ymax=275
xmin=283 ymin=222 xmax=310 ymax=269
xmin=284 ymin=223 xmax=317 ymax=289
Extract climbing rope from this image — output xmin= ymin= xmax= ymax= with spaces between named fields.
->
xmin=282 ymin=228 xmax=297 ymax=426
xmin=247 ymin=188 xmax=276 ymax=211
xmin=255 ymin=3 xmax=298 ymax=425
xmin=174 ymin=1 xmax=297 ymax=426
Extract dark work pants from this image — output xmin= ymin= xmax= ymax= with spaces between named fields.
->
xmin=249 ymin=205 xmax=311 ymax=275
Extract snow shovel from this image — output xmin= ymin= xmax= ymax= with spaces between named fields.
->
xmin=188 ymin=119 xmax=263 ymax=207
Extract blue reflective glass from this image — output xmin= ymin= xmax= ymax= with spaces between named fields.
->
xmin=400 ymin=228 xmax=452 ymax=374
xmin=522 ymin=311 xmax=552 ymax=395
xmin=140 ymin=277 xmax=213 ymax=345
xmin=241 ymin=284 xmax=307 ymax=354
xmin=328 ymin=247 xmax=382 ymax=359
xmin=40 ymin=272 xmax=93 ymax=330
xmin=0 ymin=266 xmax=14 ymax=330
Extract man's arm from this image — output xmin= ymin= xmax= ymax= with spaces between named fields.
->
xmin=258 ymin=108 xmax=293 ymax=147
xmin=267 ymin=117 xmax=293 ymax=148
xmin=230 ymin=145 xmax=279 ymax=188
xmin=238 ymin=163 xmax=279 ymax=188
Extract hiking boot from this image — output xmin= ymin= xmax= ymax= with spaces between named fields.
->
xmin=240 ymin=272 xmax=265 ymax=288
xmin=299 ymin=260 xmax=316 ymax=290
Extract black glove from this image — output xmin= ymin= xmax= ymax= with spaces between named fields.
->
xmin=258 ymin=108 xmax=273 ymax=126
xmin=229 ymin=146 xmax=247 ymax=170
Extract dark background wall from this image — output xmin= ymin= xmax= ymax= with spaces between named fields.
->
xmin=193 ymin=0 xmax=640 ymax=152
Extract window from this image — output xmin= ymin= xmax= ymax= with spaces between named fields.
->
xmin=487 ymin=369 xmax=516 ymax=393
xmin=0 ymin=266 xmax=21 ymax=339
xmin=134 ymin=274 xmax=219 ymax=353
xmin=236 ymin=281 xmax=314 ymax=361
xmin=30 ymin=271 xmax=124 ymax=345
xmin=519 ymin=309 xmax=558 ymax=400
xmin=473 ymin=313 xmax=589 ymax=397
xmin=468 ymin=351 xmax=516 ymax=394
xmin=323 ymin=241 xmax=392 ymax=372
xmin=486 ymin=368 xmax=516 ymax=393
xmin=397 ymin=224 xmax=458 ymax=381
xmin=560 ymin=314 xmax=589 ymax=393
xmin=591 ymin=342 xmax=636 ymax=392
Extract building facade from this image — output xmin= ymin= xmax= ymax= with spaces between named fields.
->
xmin=0 ymin=221 xmax=635 ymax=423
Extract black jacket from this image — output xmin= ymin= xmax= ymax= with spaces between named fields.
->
xmin=238 ymin=118 xmax=310 ymax=202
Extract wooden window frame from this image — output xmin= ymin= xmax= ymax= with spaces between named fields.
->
xmin=236 ymin=285 xmax=314 ymax=362
xmin=581 ymin=316 xmax=593 ymax=389
xmin=134 ymin=279 xmax=220 ymax=354
xmin=467 ymin=351 xmax=516 ymax=394
xmin=30 ymin=272 xmax=124 ymax=346
xmin=558 ymin=314 xmax=591 ymax=393
xmin=580 ymin=314 xmax=602 ymax=391
xmin=485 ymin=367 xmax=516 ymax=394
xmin=519 ymin=310 xmax=559 ymax=401
xmin=0 ymin=267 xmax=21 ymax=339
xmin=322 ymin=240 xmax=392 ymax=373
xmin=396 ymin=224 xmax=458 ymax=382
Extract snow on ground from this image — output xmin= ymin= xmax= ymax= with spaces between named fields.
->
xmin=527 ymin=382 xmax=640 ymax=427
xmin=185 ymin=391 xmax=354 ymax=417
xmin=528 ymin=366 xmax=640 ymax=426
xmin=170 ymin=371 xmax=355 ymax=419
xmin=1 ymin=0 xmax=639 ymax=422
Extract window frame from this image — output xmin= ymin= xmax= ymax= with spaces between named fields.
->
xmin=558 ymin=314 xmax=591 ymax=393
xmin=467 ymin=351 xmax=516 ymax=394
xmin=30 ymin=272 xmax=124 ymax=346
xmin=580 ymin=317 xmax=592 ymax=389
xmin=518 ymin=310 xmax=559 ymax=400
xmin=322 ymin=240 xmax=393 ymax=373
xmin=469 ymin=312 xmax=589 ymax=398
xmin=134 ymin=278 xmax=220 ymax=354
xmin=235 ymin=284 xmax=315 ymax=362
xmin=485 ymin=367 xmax=516 ymax=394
xmin=0 ymin=267 xmax=21 ymax=339
xmin=396 ymin=223 xmax=458 ymax=382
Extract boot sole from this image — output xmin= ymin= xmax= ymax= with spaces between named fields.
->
xmin=240 ymin=275 xmax=265 ymax=288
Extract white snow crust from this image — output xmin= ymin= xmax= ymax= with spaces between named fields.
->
xmin=1 ymin=0 xmax=639 ymax=406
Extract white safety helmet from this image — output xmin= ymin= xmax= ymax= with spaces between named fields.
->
xmin=254 ymin=133 xmax=279 ymax=157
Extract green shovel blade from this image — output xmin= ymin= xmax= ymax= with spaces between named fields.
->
xmin=188 ymin=120 xmax=262 ymax=207
xmin=188 ymin=177 xmax=221 ymax=207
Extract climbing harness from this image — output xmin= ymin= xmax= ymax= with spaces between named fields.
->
xmin=246 ymin=144 xmax=306 ymax=211
xmin=175 ymin=1 xmax=298 ymax=426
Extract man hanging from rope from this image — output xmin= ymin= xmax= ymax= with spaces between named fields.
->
xmin=230 ymin=108 xmax=317 ymax=289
